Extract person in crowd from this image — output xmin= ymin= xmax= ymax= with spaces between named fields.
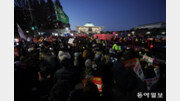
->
xmin=54 ymin=51 xmax=80 ymax=90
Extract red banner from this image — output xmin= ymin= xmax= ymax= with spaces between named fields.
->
xmin=75 ymin=34 xmax=89 ymax=38
xmin=94 ymin=34 xmax=114 ymax=40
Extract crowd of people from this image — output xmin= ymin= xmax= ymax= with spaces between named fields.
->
xmin=14 ymin=34 xmax=166 ymax=101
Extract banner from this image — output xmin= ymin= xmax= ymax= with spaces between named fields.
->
xmin=142 ymin=54 xmax=154 ymax=64
xmin=68 ymin=38 xmax=74 ymax=44
xmin=94 ymin=34 xmax=114 ymax=40
xmin=144 ymin=65 xmax=160 ymax=90
xmin=17 ymin=24 xmax=26 ymax=40
xmin=82 ymin=77 xmax=103 ymax=93
xmin=123 ymin=58 xmax=145 ymax=81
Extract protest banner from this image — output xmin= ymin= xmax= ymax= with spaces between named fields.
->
xmin=94 ymin=34 xmax=114 ymax=41
xmin=68 ymin=38 xmax=74 ymax=44
xmin=82 ymin=77 xmax=103 ymax=93
xmin=142 ymin=54 xmax=154 ymax=64
xmin=123 ymin=58 xmax=145 ymax=81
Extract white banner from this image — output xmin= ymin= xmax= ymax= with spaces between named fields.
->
xmin=143 ymin=54 xmax=154 ymax=64
xmin=133 ymin=59 xmax=145 ymax=81
xmin=123 ymin=58 xmax=145 ymax=81
xmin=68 ymin=38 xmax=74 ymax=44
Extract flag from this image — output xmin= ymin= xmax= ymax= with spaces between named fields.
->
xmin=17 ymin=24 xmax=26 ymax=40
xmin=54 ymin=3 xmax=69 ymax=23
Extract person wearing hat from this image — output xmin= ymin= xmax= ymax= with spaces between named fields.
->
xmin=54 ymin=51 xmax=79 ymax=90
xmin=84 ymin=59 xmax=94 ymax=78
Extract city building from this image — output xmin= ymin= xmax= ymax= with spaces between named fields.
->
xmin=76 ymin=22 xmax=104 ymax=34
xmin=133 ymin=22 xmax=166 ymax=30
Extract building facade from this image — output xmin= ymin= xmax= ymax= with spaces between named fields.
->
xmin=76 ymin=23 xmax=104 ymax=34
xmin=133 ymin=22 xmax=166 ymax=30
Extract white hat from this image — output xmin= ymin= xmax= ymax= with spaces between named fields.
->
xmin=58 ymin=51 xmax=71 ymax=61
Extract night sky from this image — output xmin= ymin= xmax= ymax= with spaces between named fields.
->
xmin=59 ymin=0 xmax=166 ymax=31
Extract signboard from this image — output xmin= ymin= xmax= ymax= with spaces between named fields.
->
xmin=142 ymin=54 xmax=154 ymax=64
xmin=68 ymin=38 xmax=74 ymax=44
xmin=82 ymin=77 xmax=103 ymax=93
xmin=123 ymin=58 xmax=145 ymax=81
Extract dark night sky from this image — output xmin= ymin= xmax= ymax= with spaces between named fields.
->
xmin=59 ymin=0 xmax=166 ymax=31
